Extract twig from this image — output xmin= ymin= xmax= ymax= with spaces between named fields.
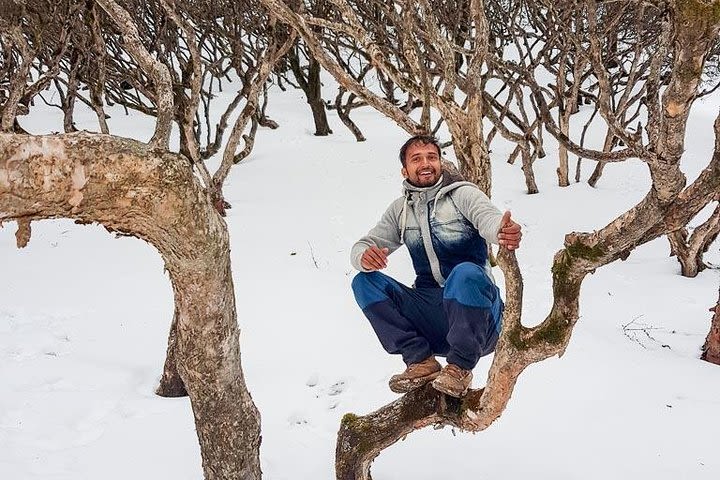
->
xmin=307 ymin=241 xmax=319 ymax=269
xmin=622 ymin=315 xmax=671 ymax=349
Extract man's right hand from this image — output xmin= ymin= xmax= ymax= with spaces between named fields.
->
xmin=361 ymin=246 xmax=390 ymax=271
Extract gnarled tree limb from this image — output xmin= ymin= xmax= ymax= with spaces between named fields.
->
xmin=0 ymin=131 xmax=261 ymax=480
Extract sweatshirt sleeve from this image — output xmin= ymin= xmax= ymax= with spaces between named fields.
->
xmin=350 ymin=198 xmax=404 ymax=272
xmin=450 ymin=185 xmax=504 ymax=244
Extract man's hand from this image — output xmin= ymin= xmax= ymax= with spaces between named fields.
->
xmin=361 ymin=246 xmax=390 ymax=271
xmin=498 ymin=211 xmax=522 ymax=250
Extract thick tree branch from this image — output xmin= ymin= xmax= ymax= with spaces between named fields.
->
xmin=95 ymin=0 xmax=174 ymax=149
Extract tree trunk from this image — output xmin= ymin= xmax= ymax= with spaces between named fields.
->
xmin=588 ymin=130 xmax=615 ymax=187
xmin=88 ymin=3 xmax=110 ymax=134
xmin=558 ymin=110 xmax=570 ymax=187
xmin=557 ymin=58 xmax=570 ymax=187
xmin=667 ymin=204 xmax=720 ymax=277
xmin=335 ymin=89 xmax=366 ymax=142
xmin=0 ymin=132 xmax=261 ymax=480
xmin=156 ymin=305 xmax=188 ymax=397
xmin=289 ymin=43 xmax=332 ymax=136
xmin=668 ymin=229 xmax=699 ymax=277
xmin=443 ymin=99 xmax=492 ymax=195
xmin=62 ymin=56 xmax=80 ymax=133
xmin=307 ymin=56 xmax=332 ymax=136
xmin=336 ymin=386 xmax=450 ymax=480
xmin=0 ymin=30 xmax=33 ymax=133
xmin=521 ymin=145 xmax=539 ymax=194
xmin=702 ymin=288 xmax=720 ymax=365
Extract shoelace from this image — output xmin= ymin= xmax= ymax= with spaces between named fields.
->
xmin=444 ymin=364 xmax=467 ymax=378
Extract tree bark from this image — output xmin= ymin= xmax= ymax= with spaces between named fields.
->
xmin=0 ymin=132 xmax=261 ymax=480
xmin=336 ymin=385 xmax=451 ymax=480
xmin=557 ymin=56 xmax=571 ymax=187
xmin=587 ymin=130 xmax=615 ymax=187
xmin=156 ymin=304 xmax=188 ymax=397
xmin=667 ymin=204 xmax=720 ymax=277
xmin=520 ymin=145 xmax=539 ymax=194
xmin=702 ymin=288 xmax=720 ymax=365
xmin=0 ymin=28 xmax=33 ymax=132
xmin=442 ymin=98 xmax=492 ymax=195
xmin=62 ymin=54 xmax=80 ymax=133
xmin=88 ymin=3 xmax=110 ymax=134
xmin=335 ymin=89 xmax=366 ymax=142
xmin=289 ymin=44 xmax=333 ymax=136
xmin=95 ymin=0 xmax=174 ymax=149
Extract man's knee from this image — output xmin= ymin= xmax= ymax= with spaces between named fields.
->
xmin=352 ymin=271 xmax=394 ymax=309
xmin=446 ymin=262 xmax=485 ymax=285
xmin=444 ymin=262 xmax=495 ymax=307
xmin=352 ymin=271 xmax=383 ymax=292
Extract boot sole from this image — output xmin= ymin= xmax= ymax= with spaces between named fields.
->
xmin=388 ymin=371 xmax=441 ymax=394
xmin=430 ymin=379 xmax=470 ymax=398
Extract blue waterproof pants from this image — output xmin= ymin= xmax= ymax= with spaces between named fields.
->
xmin=351 ymin=262 xmax=503 ymax=370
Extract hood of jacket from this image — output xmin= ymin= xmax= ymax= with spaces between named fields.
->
xmin=398 ymin=165 xmax=479 ymax=243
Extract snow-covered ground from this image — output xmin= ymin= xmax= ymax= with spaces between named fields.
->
xmin=2 ymin=82 xmax=720 ymax=480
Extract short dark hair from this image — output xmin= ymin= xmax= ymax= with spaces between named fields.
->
xmin=399 ymin=135 xmax=441 ymax=166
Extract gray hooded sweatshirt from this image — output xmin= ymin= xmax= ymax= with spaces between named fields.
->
xmin=351 ymin=169 xmax=504 ymax=288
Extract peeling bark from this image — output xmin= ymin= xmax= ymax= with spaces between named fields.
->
xmin=15 ymin=217 xmax=31 ymax=248
xmin=0 ymin=132 xmax=261 ymax=480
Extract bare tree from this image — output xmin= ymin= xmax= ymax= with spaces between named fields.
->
xmin=261 ymin=0 xmax=500 ymax=193
xmin=286 ymin=39 xmax=333 ymax=135
xmin=7 ymin=0 xmax=295 ymax=214
xmin=0 ymin=131 xmax=263 ymax=479
xmin=0 ymin=0 xmax=284 ymax=476
xmin=0 ymin=1 xmax=75 ymax=133
xmin=331 ymin=1 xmax=720 ymax=477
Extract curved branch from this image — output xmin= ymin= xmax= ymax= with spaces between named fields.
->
xmin=333 ymin=105 xmax=720 ymax=479
xmin=261 ymin=0 xmax=423 ymax=135
xmin=0 ymin=132 xmax=260 ymax=479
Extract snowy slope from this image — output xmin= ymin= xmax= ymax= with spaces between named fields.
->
xmin=1 ymin=83 xmax=720 ymax=480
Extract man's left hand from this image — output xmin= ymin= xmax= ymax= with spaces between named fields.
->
xmin=498 ymin=211 xmax=522 ymax=250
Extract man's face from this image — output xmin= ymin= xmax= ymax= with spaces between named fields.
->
xmin=402 ymin=141 xmax=442 ymax=187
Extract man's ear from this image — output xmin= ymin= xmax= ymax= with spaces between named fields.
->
xmin=401 ymin=166 xmax=408 ymax=178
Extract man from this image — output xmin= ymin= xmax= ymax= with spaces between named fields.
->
xmin=350 ymin=135 xmax=522 ymax=397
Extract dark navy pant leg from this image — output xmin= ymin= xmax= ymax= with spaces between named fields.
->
xmin=352 ymin=271 xmax=446 ymax=365
xmin=442 ymin=262 xmax=504 ymax=370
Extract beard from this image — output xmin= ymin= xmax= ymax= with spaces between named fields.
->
xmin=409 ymin=168 xmax=441 ymax=187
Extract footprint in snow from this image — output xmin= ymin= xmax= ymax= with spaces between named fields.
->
xmin=327 ymin=380 xmax=346 ymax=396
xmin=287 ymin=411 xmax=308 ymax=426
xmin=305 ymin=373 xmax=319 ymax=387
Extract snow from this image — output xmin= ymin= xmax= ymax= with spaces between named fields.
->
xmin=2 ymin=82 xmax=720 ymax=480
